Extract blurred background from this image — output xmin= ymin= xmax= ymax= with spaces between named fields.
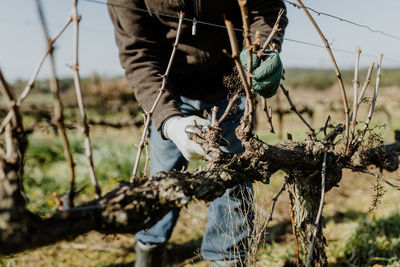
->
xmin=1 ymin=1 xmax=400 ymax=266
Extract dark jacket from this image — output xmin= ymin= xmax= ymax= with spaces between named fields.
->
xmin=108 ymin=0 xmax=288 ymax=132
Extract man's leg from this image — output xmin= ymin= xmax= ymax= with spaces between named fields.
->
xmin=201 ymin=96 xmax=254 ymax=264
xmin=135 ymin=121 xmax=187 ymax=266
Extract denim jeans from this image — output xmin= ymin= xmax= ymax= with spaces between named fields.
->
xmin=135 ymin=96 xmax=254 ymax=261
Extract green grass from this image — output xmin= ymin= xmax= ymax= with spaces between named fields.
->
xmin=23 ymin=130 xmax=142 ymax=213
xmin=334 ymin=212 xmax=400 ymax=266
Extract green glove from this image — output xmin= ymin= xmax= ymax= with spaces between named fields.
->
xmin=239 ymin=49 xmax=283 ymax=98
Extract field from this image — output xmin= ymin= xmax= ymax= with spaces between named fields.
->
xmin=1 ymin=69 xmax=400 ymax=266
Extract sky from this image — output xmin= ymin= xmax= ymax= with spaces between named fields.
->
xmin=1 ymin=0 xmax=400 ymax=82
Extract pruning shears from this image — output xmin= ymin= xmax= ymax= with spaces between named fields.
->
xmin=184 ymin=125 xmax=230 ymax=147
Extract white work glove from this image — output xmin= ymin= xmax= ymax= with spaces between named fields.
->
xmin=163 ymin=115 xmax=210 ymax=161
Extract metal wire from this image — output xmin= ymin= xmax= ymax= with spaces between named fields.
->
xmin=77 ymin=0 xmax=400 ymax=64
xmin=283 ymin=0 xmax=400 ymax=42
xmin=283 ymin=37 xmax=400 ymax=64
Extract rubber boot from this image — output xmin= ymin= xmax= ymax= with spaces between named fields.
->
xmin=134 ymin=241 xmax=167 ymax=267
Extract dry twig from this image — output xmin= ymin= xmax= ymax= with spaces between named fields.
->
xmin=211 ymin=106 xmax=219 ymax=127
xmin=296 ymin=0 xmax=349 ymax=145
xmin=215 ymin=88 xmax=242 ymax=126
xmin=141 ymin=138 xmax=150 ymax=177
xmin=280 ymin=83 xmax=315 ymax=135
xmin=276 ymin=89 xmax=284 ymax=138
xmin=224 ymin=19 xmax=253 ymax=130
xmin=350 ymin=47 xmax=361 ymax=142
xmin=348 ymin=60 xmax=375 ymax=126
xmin=0 ymin=71 xmax=19 ymax=128
xmin=59 ymin=243 xmax=126 ymax=253
xmin=345 ymin=165 xmax=400 ymax=190
xmin=289 ymin=192 xmax=300 ymax=267
xmin=256 ymin=8 xmax=284 ymax=133
xmin=236 ymin=0 xmax=255 ymax=128
xmin=256 ymin=181 xmax=287 ymax=245
xmin=35 ymin=0 xmax=76 ymax=207
xmin=364 ymin=54 xmax=383 ymax=130
xmin=306 ymin=151 xmax=327 ymax=267
xmin=261 ymin=97 xmax=275 ymax=133
xmin=358 ymin=61 xmax=375 ymax=106
xmin=131 ymin=11 xmax=185 ymax=181
xmin=260 ymin=9 xmax=285 ymax=53
xmin=176 ymin=254 xmax=202 ymax=267
xmin=0 ymin=68 xmax=26 ymax=195
xmin=221 ymin=7 xmax=284 ymax=131
xmin=70 ymin=0 xmax=101 ymax=197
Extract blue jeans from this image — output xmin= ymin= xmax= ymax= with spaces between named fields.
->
xmin=135 ymin=96 xmax=254 ymax=261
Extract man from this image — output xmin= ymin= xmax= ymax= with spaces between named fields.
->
xmin=108 ymin=1 xmax=288 ymax=266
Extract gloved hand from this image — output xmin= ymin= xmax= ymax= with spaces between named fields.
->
xmin=163 ymin=115 xmax=211 ymax=161
xmin=239 ymin=49 xmax=283 ymax=98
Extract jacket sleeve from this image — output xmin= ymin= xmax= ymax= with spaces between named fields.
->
xmin=107 ymin=0 xmax=181 ymax=133
xmin=248 ymin=0 xmax=288 ymax=52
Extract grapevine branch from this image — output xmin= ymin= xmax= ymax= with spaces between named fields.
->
xmin=131 ymin=11 xmax=185 ymax=181
xmin=358 ymin=61 xmax=375 ymax=104
xmin=223 ymin=18 xmax=252 ymax=132
xmin=276 ymin=89 xmax=284 ymax=138
xmin=296 ymin=0 xmax=350 ymax=146
xmin=256 ymin=181 xmax=287 ymax=246
xmin=237 ymin=0 xmax=255 ymax=129
xmin=289 ymin=192 xmax=301 ymax=267
xmin=256 ymin=8 xmax=286 ymax=134
xmin=215 ymin=87 xmax=242 ymax=127
xmin=222 ymin=7 xmax=285 ymax=136
xmin=306 ymin=151 xmax=327 ymax=267
xmin=350 ymin=46 xmax=361 ymax=142
xmin=260 ymin=9 xmax=285 ymax=53
xmin=261 ymin=97 xmax=275 ymax=133
xmin=217 ymin=8 xmax=284 ymax=130
xmin=345 ymin=165 xmax=400 ymax=191
xmin=0 ymin=70 xmax=23 ymax=135
xmin=364 ymin=54 xmax=383 ymax=130
xmin=71 ymin=0 xmax=101 ymax=198
xmin=35 ymin=0 xmax=76 ymax=208
xmin=348 ymin=60 xmax=375 ymax=123
xmin=280 ymin=83 xmax=315 ymax=135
